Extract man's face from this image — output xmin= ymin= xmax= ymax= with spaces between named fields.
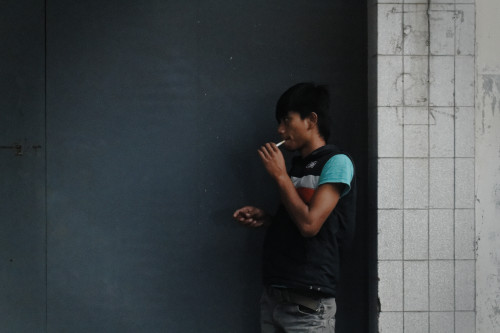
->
xmin=277 ymin=111 xmax=311 ymax=151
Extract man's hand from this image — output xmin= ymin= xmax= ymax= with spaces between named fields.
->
xmin=233 ymin=206 xmax=270 ymax=228
xmin=258 ymin=143 xmax=287 ymax=181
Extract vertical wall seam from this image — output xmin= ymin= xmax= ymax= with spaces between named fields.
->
xmin=44 ymin=0 xmax=48 ymax=331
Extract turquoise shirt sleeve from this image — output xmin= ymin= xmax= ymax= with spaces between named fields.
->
xmin=318 ymin=154 xmax=354 ymax=197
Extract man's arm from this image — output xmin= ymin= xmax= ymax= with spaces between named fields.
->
xmin=275 ymin=175 xmax=342 ymax=237
xmin=258 ymin=143 xmax=342 ymax=238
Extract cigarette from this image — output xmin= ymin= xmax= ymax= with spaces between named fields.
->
xmin=276 ymin=140 xmax=285 ymax=147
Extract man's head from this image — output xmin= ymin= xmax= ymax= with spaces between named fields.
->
xmin=275 ymin=82 xmax=330 ymax=142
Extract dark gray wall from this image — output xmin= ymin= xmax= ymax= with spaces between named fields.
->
xmin=2 ymin=1 xmax=369 ymax=332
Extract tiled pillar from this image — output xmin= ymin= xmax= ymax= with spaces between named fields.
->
xmin=475 ymin=0 xmax=500 ymax=332
xmin=371 ymin=1 xmax=476 ymax=332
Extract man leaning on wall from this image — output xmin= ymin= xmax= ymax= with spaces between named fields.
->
xmin=234 ymin=82 xmax=357 ymax=332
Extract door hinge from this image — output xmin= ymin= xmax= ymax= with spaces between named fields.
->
xmin=0 ymin=143 xmax=42 ymax=156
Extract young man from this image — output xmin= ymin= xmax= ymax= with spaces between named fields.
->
xmin=233 ymin=82 xmax=356 ymax=333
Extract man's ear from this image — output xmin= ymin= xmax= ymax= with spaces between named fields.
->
xmin=307 ymin=112 xmax=318 ymax=129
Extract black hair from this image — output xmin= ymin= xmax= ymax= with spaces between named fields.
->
xmin=275 ymin=82 xmax=330 ymax=141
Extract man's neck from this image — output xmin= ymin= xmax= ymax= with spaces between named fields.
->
xmin=299 ymin=136 xmax=326 ymax=158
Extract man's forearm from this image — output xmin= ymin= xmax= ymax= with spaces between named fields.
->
xmin=274 ymin=174 xmax=341 ymax=238
xmin=274 ymin=175 xmax=316 ymax=236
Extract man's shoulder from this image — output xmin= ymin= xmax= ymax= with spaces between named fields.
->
xmin=324 ymin=153 xmax=353 ymax=168
xmin=319 ymin=152 xmax=354 ymax=195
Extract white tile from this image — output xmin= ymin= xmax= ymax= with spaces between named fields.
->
xmin=430 ymin=107 xmax=455 ymax=157
xmin=455 ymin=311 xmax=476 ymax=333
xmin=404 ymin=312 xmax=429 ymax=333
xmin=379 ymin=261 xmax=404 ymax=311
xmin=404 ymin=261 xmax=429 ymax=311
xmin=404 ymin=125 xmax=428 ymax=157
xmin=429 ymin=209 xmax=454 ymax=259
xmin=403 ymin=107 xmax=429 ymax=125
xmin=429 ymin=260 xmax=454 ymax=311
xmin=456 ymin=5 xmax=475 ymax=56
xmin=403 ymin=4 xmax=429 ymax=55
xmin=456 ymin=260 xmax=475 ymax=310
xmin=379 ymin=312 xmax=403 ymax=333
xmin=455 ymin=209 xmax=475 ymax=259
xmin=429 ymin=5 xmax=456 ymax=55
xmin=429 ymin=158 xmax=454 ymax=208
xmin=455 ymin=158 xmax=475 ymax=208
xmin=378 ymin=4 xmax=403 ymax=55
xmin=430 ymin=312 xmax=454 ymax=333
xmin=378 ymin=158 xmax=404 ymax=209
xmin=455 ymin=56 xmax=475 ymax=106
xmin=404 ymin=210 xmax=428 ymax=260
xmin=404 ymin=56 xmax=429 ymax=106
xmin=455 ymin=106 xmax=475 ymax=157
xmin=430 ymin=56 xmax=455 ymax=107
xmin=378 ymin=107 xmax=404 ymax=157
xmin=404 ymin=158 xmax=429 ymax=209
xmin=378 ymin=210 xmax=404 ymax=260
xmin=378 ymin=56 xmax=404 ymax=106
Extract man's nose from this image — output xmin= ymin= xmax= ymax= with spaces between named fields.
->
xmin=277 ymin=122 xmax=285 ymax=134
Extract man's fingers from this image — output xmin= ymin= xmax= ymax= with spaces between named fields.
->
xmin=233 ymin=209 xmax=243 ymax=218
xmin=258 ymin=149 xmax=267 ymax=161
xmin=258 ymin=146 xmax=269 ymax=158
xmin=267 ymin=142 xmax=279 ymax=151
xmin=234 ymin=207 xmax=258 ymax=220
xmin=259 ymin=142 xmax=279 ymax=160
xmin=233 ymin=206 xmax=265 ymax=228
xmin=264 ymin=142 xmax=277 ymax=153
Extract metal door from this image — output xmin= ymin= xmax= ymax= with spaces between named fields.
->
xmin=2 ymin=1 xmax=369 ymax=331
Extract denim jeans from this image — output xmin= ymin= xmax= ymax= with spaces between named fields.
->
xmin=260 ymin=288 xmax=336 ymax=333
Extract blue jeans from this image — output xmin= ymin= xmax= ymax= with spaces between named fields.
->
xmin=260 ymin=288 xmax=336 ymax=333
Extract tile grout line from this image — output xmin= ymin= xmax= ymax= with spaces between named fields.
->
xmin=426 ymin=0 xmax=431 ymax=331
xmin=472 ymin=1 xmax=477 ymax=329
xmin=453 ymin=1 xmax=457 ymax=331
xmin=401 ymin=1 xmax=406 ymax=330
xmin=454 ymin=2 xmax=459 ymax=331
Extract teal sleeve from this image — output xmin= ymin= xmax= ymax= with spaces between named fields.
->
xmin=318 ymin=154 xmax=354 ymax=197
